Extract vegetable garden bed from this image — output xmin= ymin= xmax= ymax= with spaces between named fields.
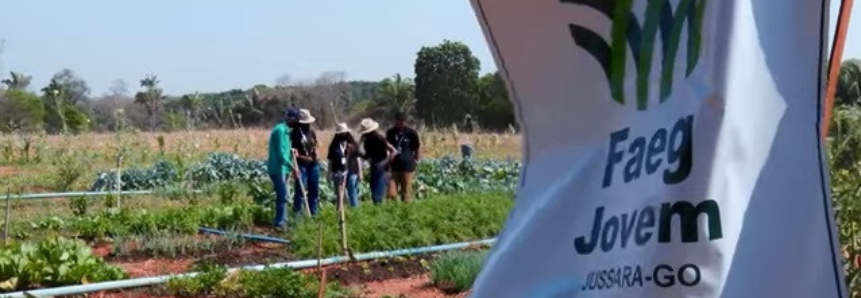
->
xmin=0 ymin=190 xmax=509 ymax=297
xmin=0 ymin=152 xmax=516 ymax=297
xmin=88 ymin=252 xmax=476 ymax=298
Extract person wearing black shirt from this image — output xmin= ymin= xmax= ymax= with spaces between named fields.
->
xmin=327 ymin=123 xmax=361 ymax=209
xmin=386 ymin=112 xmax=421 ymax=202
xmin=357 ymin=118 xmax=397 ymax=205
xmin=289 ymin=108 xmax=321 ymax=216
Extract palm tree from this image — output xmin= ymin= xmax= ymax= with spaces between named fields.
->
xmin=41 ymin=79 xmax=68 ymax=133
xmin=374 ymin=73 xmax=416 ymax=117
xmin=837 ymin=59 xmax=861 ymax=107
xmin=134 ymin=74 xmax=165 ymax=131
xmin=1 ymin=72 xmax=32 ymax=90
xmin=180 ymin=92 xmax=202 ymax=129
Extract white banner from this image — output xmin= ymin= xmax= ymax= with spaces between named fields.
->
xmin=469 ymin=0 xmax=847 ymax=297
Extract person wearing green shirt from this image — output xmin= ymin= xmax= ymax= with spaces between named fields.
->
xmin=268 ymin=108 xmax=299 ymax=229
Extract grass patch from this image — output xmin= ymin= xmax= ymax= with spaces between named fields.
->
xmin=288 ymin=191 xmax=513 ymax=258
xmin=430 ymin=250 xmax=487 ymax=293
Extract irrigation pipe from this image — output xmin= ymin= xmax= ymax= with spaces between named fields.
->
xmin=0 ymin=238 xmax=497 ymax=298
xmin=197 ymin=227 xmax=291 ymax=245
xmin=7 ymin=190 xmax=203 ymax=201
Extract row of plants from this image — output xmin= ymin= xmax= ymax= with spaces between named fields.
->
xmin=111 ymin=232 xmax=248 ymax=259
xmin=0 ymin=237 xmax=128 ymax=292
xmin=89 ymin=153 xmax=265 ymax=191
xmin=288 ymin=191 xmax=513 ymax=258
xmin=17 ymin=200 xmax=268 ymax=241
xmin=90 ymin=153 xmax=520 ymax=201
xmin=163 ymin=250 xmax=489 ymax=298
xmin=164 ymin=264 xmax=353 ymax=298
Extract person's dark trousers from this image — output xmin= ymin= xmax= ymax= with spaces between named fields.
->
xmin=269 ymin=174 xmax=289 ymax=227
xmin=369 ymin=165 xmax=388 ymax=205
xmin=293 ymin=162 xmax=320 ymax=216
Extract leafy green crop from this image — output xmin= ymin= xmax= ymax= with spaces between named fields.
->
xmin=430 ymin=250 xmax=488 ymax=293
xmin=0 ymin=237 xmax=128 ymax=292
xmin=91 ymin=153 xmax=520 ymax=204
xmin=166 ymin=264 xmax=351 ymax=298
xmin=830 ymin=106 xmax=861 ymax=296
xmin=91 ymin=153 xmax=265 ymax=191
xmin=23 ymin=202 xmax=267 ymax=240
xmin=288 ymin=191 xmax=513 ymax=258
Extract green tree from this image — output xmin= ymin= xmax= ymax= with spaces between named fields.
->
xmin=42 ymin=79 xmax=69 ymax=133
xmin=1 ymin=71 xmax=32 ymax=91
xmin=46 ymin=69 xmax=91 ymax=105
xmin=134 ymin=74 xmax=165 ymax=131
xmin=414 ymin=40 xmax=481 ymax=127
xmin=0 ymin=89 xmax=45 ymax=132
xmin=63 ymin=105 xmax=91 ymax=134
xmin=163 ymin=111 xmax=188 ymax=132
xmin=837 ymin=59 xmax=861 ymax=107
xmin=181 ymin=92 xmax=203 ymax=129
xmin=474 ymin=72 xmax=515 ymax=131
xmin=374 ymin=73 xmax=416 ymax=118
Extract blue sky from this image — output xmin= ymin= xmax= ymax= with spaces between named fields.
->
xmin=0 ymin=0 xmax=858 ymax=96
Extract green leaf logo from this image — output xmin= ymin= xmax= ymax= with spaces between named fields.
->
xmin=562 ymin=0 xmax=707 ymax=110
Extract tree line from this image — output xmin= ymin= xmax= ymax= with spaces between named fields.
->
xmin=3 ymin=38 xmax=857 ymax=135
xmin=0 ymin=40 xmax=515 ymax=134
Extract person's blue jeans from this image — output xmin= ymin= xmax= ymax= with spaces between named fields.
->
xmin=293 ymin=162 xmax=320 ymax=216
xmin=269 ymin=174 xmax=289 ymax=227
xmin=332 ymin=172 xmax=360 ymax=209
xmin=369 ymin=166 xmax=388 ymax=205
xmin=346 ymin=173 xmax=359 ymax=208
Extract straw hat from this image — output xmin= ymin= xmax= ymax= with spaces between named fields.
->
xmin=298 ymin=109 xmax=316 ymax=124
xmin=334 ymin=123 xmax=351 ymax=134
xmin=357 ymin=118 xmax=379 ymax=135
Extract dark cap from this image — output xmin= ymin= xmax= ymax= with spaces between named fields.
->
xmin=394 ymin=111 xmax=407 ymax=121
xmin=284 ymin=108 xmax=300 ymax=119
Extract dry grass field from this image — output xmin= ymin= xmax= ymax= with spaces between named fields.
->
xmin=0 ymin=128 xmax=522 ymax=193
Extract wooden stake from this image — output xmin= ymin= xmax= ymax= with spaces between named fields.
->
xmin=823 ymin=0 xmax=855 ymax=140
xmin=3 ymin=188 xmax=10 ymax=245
xmin=317 ymin=269 xmax=327 ymax=298
xmin=115 ymin=154 xmax=123 ymax=209
xmin=317 ymin=218 xmax=323 ymax=272
xmin=316 ymin=217 xmax=325 ymax=298
xmin=338 ymin=177 xmax=350 ymax=256
xmin=292 ymin=154 xmax=312 ymax=217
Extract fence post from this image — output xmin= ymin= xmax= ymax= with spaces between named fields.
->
xmin=115 ymin=154 xmax=123 ymax=209
xmin=4 ymin=187 xmax=11 ymax=245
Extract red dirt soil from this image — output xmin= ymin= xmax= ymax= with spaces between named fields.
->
xmin=90 ymin=275 xmax=468 ymax=298
xmin=116 ymin=258 xmax=193 ymax=278
xmin=355 ymin=274 xmax=470 ymax=298
xmin=86 ymin=241 xmax=480 ymax=297
xmin=87 ymin=252 xmax=469 ymax=297
xmin=0 ymin=166 xmax=18 ymax=177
